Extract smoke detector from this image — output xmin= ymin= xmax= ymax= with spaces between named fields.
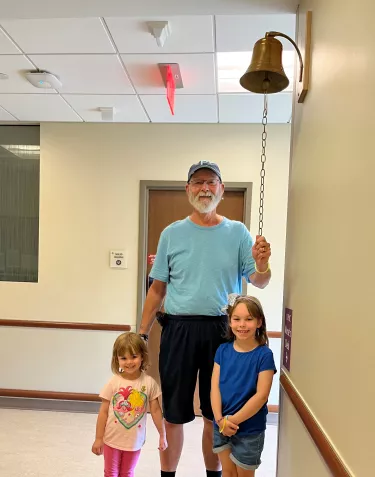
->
xmin=25 ymin=71 xmax=62 ymax=89
xmin=146 ymin=21 xmax=171 ymax=48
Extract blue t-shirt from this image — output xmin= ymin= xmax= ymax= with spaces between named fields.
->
xmin=214 ymin=342 xmax=277 ymax=435
xmin=150 ymin=217 xmax=255 ymax=315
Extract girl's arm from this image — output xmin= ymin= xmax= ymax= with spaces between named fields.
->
xmin=211 ymin=363 xmax=238 ymax=437
xmin=149 ymin=398 xmax=168 ymax=451
xmin=230 ymin=370 xmax=274 ymax=425
xmin=210 ymin=362 xmax=223 ymax=424
xmin=92 ymin=399 xmax=110 ymax=455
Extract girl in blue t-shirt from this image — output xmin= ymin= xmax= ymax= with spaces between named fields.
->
xmin=211 ymin=294 xmax=277 ymax=476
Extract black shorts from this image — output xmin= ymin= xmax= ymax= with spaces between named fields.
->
xmin=158 ymin=314 xmax=227 ymax=424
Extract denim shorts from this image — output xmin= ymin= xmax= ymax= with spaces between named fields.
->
xmin=213 ymin=426 xmax=265 ymax=471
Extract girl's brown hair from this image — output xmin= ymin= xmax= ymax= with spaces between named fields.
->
xmin=111 ymin=332 xmax=150 ymax=375
xmin=226 ymin=296 xmax=269 ymax=346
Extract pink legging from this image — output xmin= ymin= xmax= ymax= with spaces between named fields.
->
xmin=103 ymin=444 xmax=141 ymax=477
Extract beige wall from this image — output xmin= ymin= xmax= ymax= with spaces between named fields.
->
xmin=278 ymin=0 xmax=375 ymax=475
xmin=278 ymin=394 xmax=332 ymax=477
xmin=0 ymin=123 xmax=290 ymax=395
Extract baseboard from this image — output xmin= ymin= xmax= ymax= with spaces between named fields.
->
xmin=0 ymin=396 xmax=100 ymax=413
xmin=0 ymin=388 xmax=101 ymax=401
xmin=0 ymin=390 xmax=279 ymax=419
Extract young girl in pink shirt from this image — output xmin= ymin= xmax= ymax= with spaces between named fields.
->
xmin=92 ymin=332 xmax=167 ymax=477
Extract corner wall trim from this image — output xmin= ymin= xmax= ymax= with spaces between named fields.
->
xmin=280 ymin=372 xmax=351 ymax=477
xmin=0 ymin=319 xmax=131 ymax=332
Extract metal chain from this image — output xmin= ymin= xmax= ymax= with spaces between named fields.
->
xmin=258 ymin=92 xmax=268 ymax=237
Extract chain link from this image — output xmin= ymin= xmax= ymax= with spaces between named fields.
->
xmin=258 ymin=92 xmax=268 ymax=237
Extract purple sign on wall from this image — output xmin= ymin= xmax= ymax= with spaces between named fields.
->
xmin=283 ymin=308 xmax=293 ymax=371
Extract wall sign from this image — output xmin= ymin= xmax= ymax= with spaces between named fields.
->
xmin=110 ymin=250 xmax=127 ymax=269
xmin=283 ymin=308 xmax=293 ymax=372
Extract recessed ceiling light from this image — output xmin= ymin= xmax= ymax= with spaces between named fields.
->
xmin=25 ymin=71 xmax=62 ymax=89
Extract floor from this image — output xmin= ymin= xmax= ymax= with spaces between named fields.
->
xmin=0 ymin=408 xmax=278 ymax=476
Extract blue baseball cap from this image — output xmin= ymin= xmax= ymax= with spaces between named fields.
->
xmin=187 ymin=161 xmax=222 ymax=182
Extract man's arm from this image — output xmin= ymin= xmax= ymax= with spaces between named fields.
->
xmin=240 ymin=228 xmax=271 ymax=290
xmin=138 ymin=279 xmax=167 ymax=335
xmin=249 ymin=234 xmax=271 ymax=289
xmin=249 ymin=268 xmax=271 ymax=289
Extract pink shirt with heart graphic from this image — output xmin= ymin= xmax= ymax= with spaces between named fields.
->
xmin=100 ymin=372 xmax=161 ymax=451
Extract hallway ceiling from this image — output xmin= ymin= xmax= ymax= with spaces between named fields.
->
xmin=0 ymin=14 xmax=296 ymax=124
xmin=0 ymin=1 xmax=299 ymax=18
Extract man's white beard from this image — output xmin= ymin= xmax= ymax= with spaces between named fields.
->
xmin=188 ymin=190 xmax=223 ymax=213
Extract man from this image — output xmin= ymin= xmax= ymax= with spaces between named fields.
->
xmin=139 ymin=161 xmax=271 ymax=477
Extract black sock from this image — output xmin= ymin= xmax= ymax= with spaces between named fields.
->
xmin=206 ymin=471 xmax=222 ymax=477
xmin=161 ymin=472 xmax=176 ymax=477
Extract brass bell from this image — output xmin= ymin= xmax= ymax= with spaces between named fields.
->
xmin=240 ymin=36 xmax=289 ymax=94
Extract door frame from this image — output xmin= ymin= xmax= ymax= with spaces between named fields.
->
xmin=136 ymin=180 xmax=253 ymax=328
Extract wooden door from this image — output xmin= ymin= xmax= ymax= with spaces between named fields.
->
xmin=146 ymin=189 xmax=245 ymax=416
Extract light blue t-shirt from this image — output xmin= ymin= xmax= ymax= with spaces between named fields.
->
xmin=150 ymin=217 xmax=256 ymax=315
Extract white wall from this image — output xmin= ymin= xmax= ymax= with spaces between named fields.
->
xmin=0 ymin=123 xmax=291 ymax=396
xmin=0 ymin=327 xmax=121 ymax=393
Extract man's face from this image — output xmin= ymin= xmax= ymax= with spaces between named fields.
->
xmin=186 ymin=168 xmax=224 ymax=213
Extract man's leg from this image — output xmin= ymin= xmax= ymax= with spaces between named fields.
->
xmin=199 ymin=317 xmax=228 ymax=476
xmin=159 ymin=316 xmax=200 ymax=475
xmin=160 ymin=421 xmax=184 ymax=472
xmin=203 ymin=416 xmax=221 ymax=471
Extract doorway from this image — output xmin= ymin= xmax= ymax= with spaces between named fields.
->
xmin=137 ymin=181 xmax=252 ymax=415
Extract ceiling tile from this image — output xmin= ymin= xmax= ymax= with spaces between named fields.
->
xmin=140 ymin=94 xmax=217 ymax=123
xmin=105 ymin=16 xmax=214 ymax=54
xmin=0 ymin=1 xmax=300 ymax=18
xmin=0 ymin=55 xmax=57 ymax=94
xmin=0 ymin=28 xmax=21 ymax=54
xmin=0 ymin=105 xmax=17 ymax=120
xmin=215 ymin=14 xmax=296 ymax=52
xmin=0 ymin=18 xmax=115 ymax=54
xmin=122 ymin=53 xmax=216 ymax=95
xmin=29 ymin=55 xmax=134 ymax=94
xmin=219 ymin=93 xmax=292 ymax=123
xmin=63 ymin=94 xmax=149 ymax=122
xmin=0 ymin=94 xmax=82 ymax=122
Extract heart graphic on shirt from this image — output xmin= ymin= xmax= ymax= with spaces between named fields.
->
xmin=112 ymin=387 xmax=147 ymax=430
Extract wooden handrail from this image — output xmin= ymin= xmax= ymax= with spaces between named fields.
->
xmin=0 ymin=318 xmax=279 ymax=337
xmin=0 ymin=319 xmax=281 ymax=411
xmin=268 ymin=331 xmax=282 ymax=338
xmin=0 ymin=319 xmax=131 ymax=332
xmin=280 ymin=372 xmax=351 ymax=477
